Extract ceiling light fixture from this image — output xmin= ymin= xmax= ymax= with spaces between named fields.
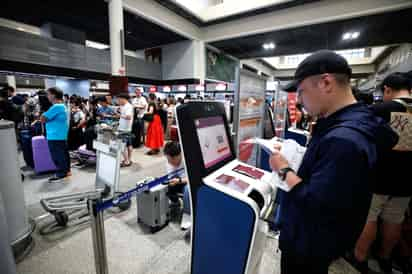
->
xmin=342 ymin=31 xmax=360 ymax=41
xmin=351 ymin=31 xmax=360 ymax=39
xmin=86 ymin=40 xmax=109 ymax=50
xmin=263 ymin=42 xmax=276 ymax=50
xmin=17 ymin=27 xmax=25 ymax=32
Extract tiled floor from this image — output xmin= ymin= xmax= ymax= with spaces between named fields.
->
xmin=17 ymin=147 xmax=361 ymax=274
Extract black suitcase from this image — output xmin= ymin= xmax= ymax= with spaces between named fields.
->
xmin=20 ymin=129 xmax=34 ymax=168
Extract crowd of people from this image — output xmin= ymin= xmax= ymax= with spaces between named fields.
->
xmin=0 ymin=85 xmax=190 ymax=182
xmin=1 ymin=57 xmax=412 ymax=273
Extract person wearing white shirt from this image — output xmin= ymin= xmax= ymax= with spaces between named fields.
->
xmin=164 ymin=141 xmax=187 ymax=204
xmin=131 ymin=88 xmax=148 ymax=146
xmin=116 ymin=94 xmax=134 ymax=167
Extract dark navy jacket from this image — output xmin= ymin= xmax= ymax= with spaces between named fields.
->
xmin=279 ymin=103 xmax=398 ymax=261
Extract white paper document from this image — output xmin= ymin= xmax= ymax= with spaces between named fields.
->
xmin=246 ymin=137 xmax=307 ymax=192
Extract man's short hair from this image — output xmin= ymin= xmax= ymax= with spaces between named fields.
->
xmin=381 ymin=72 xmax=411 ymax=91
xmin=332 ymin=73 xmax=350 ymax=86
xmin=47 ymin=87 xmax=64 ymax=100
xmin=3 ymin=85 xmax=15 ymax=94
xmin=117 ymin=93 xmax=130 ymax=100
xmin=97 ymin=96 xmax=108 ymax=103
xmin=0 ymin=88 xmax=8 ymax=99
xmin=164 ymin=141 xmax=181 ymax=157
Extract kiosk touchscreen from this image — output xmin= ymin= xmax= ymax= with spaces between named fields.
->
xmin=176 ymin=101 xmax=276 ymax=274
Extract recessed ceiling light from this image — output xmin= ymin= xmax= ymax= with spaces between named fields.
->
xmin=342 ymin=33 xmax=351 ymax=40
xmin=351 ymin=32 xmax=360 ymax=39
xmin=263 ymin=42 xmax=276 ymax=50
xmin=343 ymin=31 xmax=360 ymax=40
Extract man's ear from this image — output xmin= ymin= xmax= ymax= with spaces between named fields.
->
xmin=319 ymin=74 xmax=332 ymax=94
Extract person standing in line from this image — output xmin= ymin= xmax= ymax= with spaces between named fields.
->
xmin=116 ymin=93 xmax=134 ymax=167
xmin=96 ymin=96 xmax=115 ymax=124
xmin=268 ymin=50 xmax=398 ymax=274
xmin=145 ymin=93 xmax=164 ymax=155
xmin=40 ymin=87 xmax=71 ymax=182
xmin=131 ymin=88 xmax=148 ymax=147
xmin=353 ymin=72 xmax=412 ymax=274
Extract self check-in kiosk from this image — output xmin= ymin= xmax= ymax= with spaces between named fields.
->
xmin=176 ymin=101 xmax=276 ymax=274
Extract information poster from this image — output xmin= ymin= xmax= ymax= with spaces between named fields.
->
xmin=206 ymin=48 xmax=237 ymax=83
xmin=235 ymin=69 xmax=266 ymax=166
xmin=287 ymin=93 xmax=298 ymax=124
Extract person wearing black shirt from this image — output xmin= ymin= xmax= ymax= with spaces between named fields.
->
xmin=0 ymin=88 xmax=23 ymax=127
xmin=354 ymin=72 xmax=412 ymax=274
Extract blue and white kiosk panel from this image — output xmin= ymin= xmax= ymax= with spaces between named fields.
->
xmin=176 ymin=102 xmax=276 ymax=274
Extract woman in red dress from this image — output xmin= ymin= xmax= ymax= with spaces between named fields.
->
xmin=145 ymin=93 xmax=164 ymax=155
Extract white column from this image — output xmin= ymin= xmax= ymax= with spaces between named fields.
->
xmin=6 ymin=75 xmax=16 ymax=90
xmin=108 ymin=0 xmax=126 ymax=76
xmin=193 ymin=40 xmax=206 ymax=84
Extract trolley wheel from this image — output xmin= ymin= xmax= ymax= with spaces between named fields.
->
xmin=150 ymin=226 xmax=158 ymax=234
xmin=117 ymin=198 xmax=131 ymax=211
xmin=54 ymin=212 xmax=69 ymax=227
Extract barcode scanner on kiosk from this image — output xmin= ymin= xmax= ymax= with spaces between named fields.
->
xmin=176 ymin=101 xmax=276 ymax=274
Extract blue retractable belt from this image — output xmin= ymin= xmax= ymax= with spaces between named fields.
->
xmin=96 ymin=168 xmax=185 ymax=212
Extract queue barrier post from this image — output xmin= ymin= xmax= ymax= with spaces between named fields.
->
xmin=88 ymin=197 xmax=109 ymax=274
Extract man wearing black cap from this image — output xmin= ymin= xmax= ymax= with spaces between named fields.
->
xmin=354 ymin=72 xmax=412 ymax=274
xmin=270 ymin=50 xmax=398 ymax=273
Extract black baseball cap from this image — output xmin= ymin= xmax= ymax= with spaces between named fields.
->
xmin=380 ymin=72 xmax=411 ymax=91
xmin=282 ymin=50 xmax=352 ymax=92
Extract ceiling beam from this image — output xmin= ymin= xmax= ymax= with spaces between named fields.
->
xmin=274 ymin=63 xmax=376 ymax=79
xmin=202 ymin=0 xmax=412 ymax=42
xmin=123 ymin=0 xmax=202 ymax=41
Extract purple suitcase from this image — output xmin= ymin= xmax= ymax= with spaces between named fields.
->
xmin=32 ymin=136 xmax=56 ymax=174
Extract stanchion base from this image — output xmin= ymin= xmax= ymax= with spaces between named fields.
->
xmin=12 ymin=219 xmax=36 ymax=263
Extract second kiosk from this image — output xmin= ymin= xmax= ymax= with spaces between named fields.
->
xmin=176 ymin=101 xmax=276 ymax=274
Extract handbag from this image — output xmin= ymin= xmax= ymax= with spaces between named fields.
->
xmin=142 ymin=113 xmax=154 ymax=122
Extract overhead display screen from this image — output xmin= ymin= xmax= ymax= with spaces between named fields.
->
xmin=195 ymin=116 xmax=232 ymax=169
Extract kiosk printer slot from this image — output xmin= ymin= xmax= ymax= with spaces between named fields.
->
xmin=176 ymin=101 xmax=276 ymax=274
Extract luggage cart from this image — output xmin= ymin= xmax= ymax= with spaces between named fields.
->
xmin=39 ymin=125 xmax=131 ymax=233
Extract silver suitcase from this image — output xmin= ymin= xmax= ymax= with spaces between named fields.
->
xmin=136 ymin=184 xmax=170 ymax=233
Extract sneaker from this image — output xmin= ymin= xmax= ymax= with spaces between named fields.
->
xmin=184 ymin=230 xmax=191 ymax=243
xmin=377 ymin=257 xmax=393 ymax=274
xmin=266 ymin=230 xmax=280 ymax=239
xmin=344 ymin=251 xmax=370 ymax=274
xmin=48 ymin=176 xmax=64 ymax=183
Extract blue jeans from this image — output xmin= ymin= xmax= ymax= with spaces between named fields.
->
xmin=48 ymin=140 xmax=70 ymax=178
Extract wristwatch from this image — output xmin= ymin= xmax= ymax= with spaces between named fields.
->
xmin=278 ymin=167 xmax=295 ymax=181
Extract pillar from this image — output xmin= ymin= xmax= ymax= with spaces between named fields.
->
xmin=108 ymin=0 xmax=126 ymax=76
xmin=193 ymin=40 xmax=206 ymax=84
xmin=6 ymin=75 xmax=16 ymax=90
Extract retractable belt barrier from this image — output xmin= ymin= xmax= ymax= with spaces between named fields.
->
xmin=88 ymin=168 xmax=185 ymax=274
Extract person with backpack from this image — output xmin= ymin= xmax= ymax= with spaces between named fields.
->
xmin=354 ymin=72 xmax=412 ymax=274
xmin=268 ymin=51 xmax=398 ymax=274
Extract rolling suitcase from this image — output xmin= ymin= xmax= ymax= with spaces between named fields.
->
xmin=170 ymin=125 xmax=179 ymax=142
xmin=32 ymin=136 xmax=56 ymax=174
xmin=136 ymin=184 xmax=169 ymax=233
xmin=20 ymin=129 xmax=34 ymax=168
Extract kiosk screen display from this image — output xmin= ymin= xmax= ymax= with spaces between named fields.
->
xmin=196 ymin=116 xmax=232 ymax=168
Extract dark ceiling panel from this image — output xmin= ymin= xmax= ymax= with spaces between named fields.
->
xmin=0 ymin=0 xmax=186 ymax=51
xmin=210 ymin=8 xmax=412 ymax=59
